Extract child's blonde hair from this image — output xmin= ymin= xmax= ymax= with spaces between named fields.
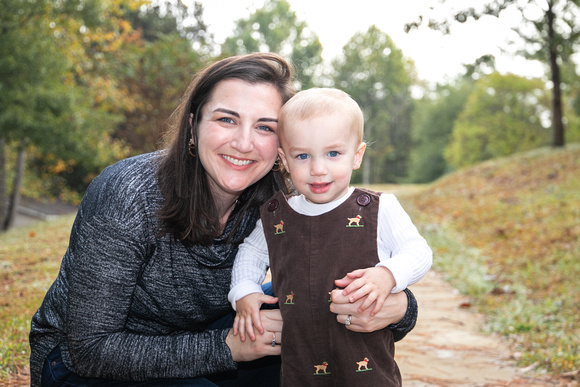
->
xmin=278 ymin=88 xmax=364 ymax=143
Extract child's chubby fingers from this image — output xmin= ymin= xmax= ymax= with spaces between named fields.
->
xmin=334 ymin=274 xmax=354 ymax=288
xmin=244 ymin=317 xmax=257 ymax=341
xmin=370 ymin=294 xmax=387 ymax=316
xmin=335 ymin=269 xmax=366 ymax=288
xmin=357 ymin=291 xmax=377 ymax=312
xmin=346 ymin=269 xmax=367 ymax=279
xmin=238 ymin=317 xmax=248 ymax=342
xmin=258 ymin=294 xmax=279 ymax=306
xmin=233 ymin=315 xmax=241 ymax=336
xmin=343 ymin=278 xmax=366 ymax=298
xmin=251 ymin=310 xmax=265 ymax=335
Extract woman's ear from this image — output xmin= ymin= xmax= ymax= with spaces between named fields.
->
xmin=352 ymin=142 xmax=367 ymax=170
xmin=189 ymin=113 xmax=194 ymax=137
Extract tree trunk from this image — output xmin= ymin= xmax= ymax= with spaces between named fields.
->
xmin=3 ymin=141 xmax=26 ymax=231
xmin=547 ymin=1 xmax=565 ymax=147
xmin=0 ymin=138 xmax=6 ymax=229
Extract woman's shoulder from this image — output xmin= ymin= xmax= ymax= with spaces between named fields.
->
xmin=81 ymin=152 xmax=163 ymax=216
xmin=97 ymin=152 xmax=162 ymax=186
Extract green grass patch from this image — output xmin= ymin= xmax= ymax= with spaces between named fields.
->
xmin=0 ymin=214 xmax=75 ymax=382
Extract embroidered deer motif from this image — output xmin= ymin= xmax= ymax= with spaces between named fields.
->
xmin=285 ymin=291 xmax=294 ymax=304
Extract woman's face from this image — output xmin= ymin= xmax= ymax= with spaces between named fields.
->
xmin=196 ymin=79 xmax=283 ymax=205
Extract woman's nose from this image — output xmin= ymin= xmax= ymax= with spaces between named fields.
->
xmin=231 ymin=126 xmax=254 ymax=153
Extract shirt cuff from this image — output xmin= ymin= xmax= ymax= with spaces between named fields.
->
xmin=228 ymin=281 xmax=265 ymax=311
xmin=377 ymin=257 xmax=412 ymax=293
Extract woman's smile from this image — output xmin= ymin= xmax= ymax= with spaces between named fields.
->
xmin=222 ymin=154 xmax=255 ymax=167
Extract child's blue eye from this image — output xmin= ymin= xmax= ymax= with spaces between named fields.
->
xmin=328 ymin=151 xmax=339 ymax=157
xmin=297 ymin=154 xmax=310 ymax=160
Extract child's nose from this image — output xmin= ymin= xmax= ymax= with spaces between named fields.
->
xmin=310 ymin=158 xmax=327 ymax=175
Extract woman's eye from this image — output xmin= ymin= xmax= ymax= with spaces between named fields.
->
xmin=297 ymin=154 xmax=310 ymax=160
xmin=258 ymin=125 xmax=274 ymax=132
xmin=218 ymin=117 xmax=235 ymax=124
xmin=328 ymin=151 xmax=339 ymax=157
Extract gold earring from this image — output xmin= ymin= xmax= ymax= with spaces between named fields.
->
xmin=272 ymin=157 xmax=282 ymax=172
xmin=188 ymin=138 xmax=196 ymax=157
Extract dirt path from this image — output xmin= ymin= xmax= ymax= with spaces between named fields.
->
xmin=396 ymin=270 xmax=577 ymax=386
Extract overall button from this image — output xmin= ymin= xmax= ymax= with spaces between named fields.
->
xmin=356 ymin=193 xmax=371 ymax=207
xmin=267 ymin=199 xmax=279 ymax=212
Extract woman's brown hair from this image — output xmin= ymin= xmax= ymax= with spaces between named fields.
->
xmin=156 ymin=53 xmax=295 ymax=246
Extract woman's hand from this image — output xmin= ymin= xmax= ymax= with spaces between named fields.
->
xmin=329 ymin=289 xmax=408 ymax=333
xmin=226 ymin=309 xmax=283 ymax=362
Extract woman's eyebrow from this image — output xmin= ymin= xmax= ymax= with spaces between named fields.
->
xmin=258 ymin=117 xmax=278 ymax=123
xmin=214 ymin=108 xmax=278 ymax=123
xmin=214 ymin=108 xmax=239 ymax=117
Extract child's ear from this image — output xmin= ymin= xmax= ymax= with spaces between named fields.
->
xmin=278 ymin=148 xmax=291 ymax=173
xmin=353 ymin=142 xmax=366 ymax=170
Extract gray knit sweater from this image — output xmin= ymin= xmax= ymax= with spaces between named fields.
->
xmin=29 ymin=152 xmax=260 ymax=386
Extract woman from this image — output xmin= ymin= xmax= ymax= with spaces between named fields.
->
xmin=29 ymin=53 xmax=417 ymax=386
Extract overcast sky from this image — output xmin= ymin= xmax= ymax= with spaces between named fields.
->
xmin=192 ymin=0 xmax=546 ymax=84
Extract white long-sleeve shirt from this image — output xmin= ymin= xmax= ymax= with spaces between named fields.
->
xmin=228 ymin=187 xmax=432 ymax=309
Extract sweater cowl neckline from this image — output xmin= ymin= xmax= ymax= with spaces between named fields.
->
xmin=184 ymin=205 xmax=259 ymax=268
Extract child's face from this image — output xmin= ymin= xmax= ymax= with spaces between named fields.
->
xmin=279 ymin=114 xmax=366 ymax=204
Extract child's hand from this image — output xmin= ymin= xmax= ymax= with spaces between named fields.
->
xmin=234 ymin=293 xmax=278 ymax=342
xmin=334 ymin=267 xmax=395 ymax=316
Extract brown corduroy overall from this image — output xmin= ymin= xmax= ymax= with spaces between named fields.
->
xmin=261 ymin=188 xmax=401 ymax=387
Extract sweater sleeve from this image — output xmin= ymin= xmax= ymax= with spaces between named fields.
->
xmin=63 ymin=164 xmax=237 ymax=381
xmin=228 ymin=219 xmax=270 ymax=310
xmin=388 ymin=288 xmax=418 ymax=342
xmin=376 ymin=194 xmax=433 ymax=293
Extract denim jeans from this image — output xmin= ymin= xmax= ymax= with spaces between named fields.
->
xmin=41 ymin=283 xmax=280 ymax=386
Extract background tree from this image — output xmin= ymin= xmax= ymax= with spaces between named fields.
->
xmin=0 ymin=0 xmax=126 ymax=229
xmin=559 ymin=50 xmax=580 ymax=143
xmin=445 ymin=72 xmax=551 ymax=168
xmin=114 ymin=1 xmax=212 ymax=152
xmin=333 ymin=25 xmax=414 ymax=184
xmin=221 ymin=0 xmax=323 ymax=89
xmin=405 ymin=0 xmax=580 ymax=147
xmin=0 ymin=0 xmax=212 ymax=231
xmin=409 ymin=80 xmax=474 ymax=183
xmin=408 ymin=55 xmax=495 ymax=183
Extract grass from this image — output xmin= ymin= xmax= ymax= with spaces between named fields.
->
xmin=399 ymin=143 xmax=580 ymax=376
xmin=1 ymin=144 xmax=579 ymax=383
xmin=0 ymin=214 xmax=75 ymax=383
